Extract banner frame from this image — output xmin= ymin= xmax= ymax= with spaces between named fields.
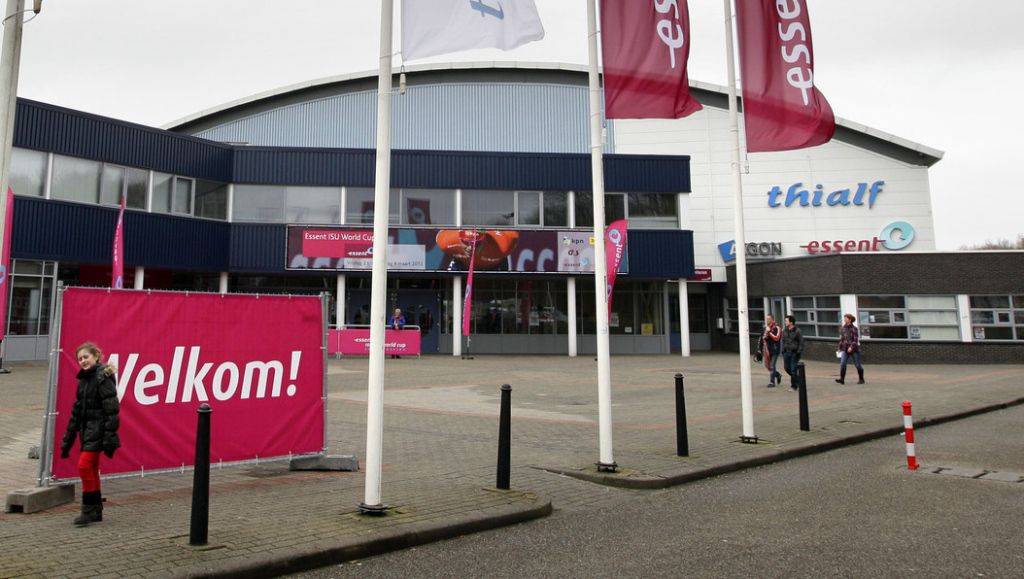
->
xmin=36 ymin=286 xmax=330 ymax=486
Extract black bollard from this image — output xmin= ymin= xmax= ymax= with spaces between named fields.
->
xmin=674 ymin=373 xmax=689 ymax=456
xmin=496 ymin=384 xmax=512 ymax=489
xmin=797 ymin=362 xmax=810 ymax=431
xmin=189 ymin=403 xmax=212 ymax=546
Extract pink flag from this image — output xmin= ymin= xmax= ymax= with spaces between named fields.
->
xmin=0 ymin=188 xmax=13 ymax=342
xmin=460 ymin=231 xmax=482 ymax=337
xmin=605 ymin=219 xmax=628 ymax=315
xmin=112 ymin=195 xmax=125 ymax=289
xmin=600 ymin=0 xmax=702 ymax=119
xmin=736 ymin=0 xmax=835 ymax=152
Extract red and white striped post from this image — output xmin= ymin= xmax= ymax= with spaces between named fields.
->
xmin=902 ymin=400 xmax=919 ymax=470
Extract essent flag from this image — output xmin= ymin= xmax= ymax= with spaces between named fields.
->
xmin=402 ymin=0 xmax=545 ymax=61
xmin=600 ymin=0 xmax=702 ymax=119
xmin=736 ymin=0 xmax=835 ymax=152
xmin=112 ymin=194 xmax=125 ymax=289
xmin=0 ymin=188 xmax=13 ymax=342
xmin=605 ymin=219 xmax=628 ymax=315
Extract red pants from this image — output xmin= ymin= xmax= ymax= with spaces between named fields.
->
xmin=78 ymin=451 xmax=101 ymax=492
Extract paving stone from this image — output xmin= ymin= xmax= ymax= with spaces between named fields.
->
xmin=977 ymin=470 xmax=1024 ymax=483
xmin=935 ymin=467 xmax=988 ymax=478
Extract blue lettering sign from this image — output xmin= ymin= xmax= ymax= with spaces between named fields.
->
xmin=767 ymin=180 xmax=884 ymax=208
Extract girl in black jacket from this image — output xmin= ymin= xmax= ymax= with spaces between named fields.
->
xmin=60 ymin=342 xmax=121 ymax=526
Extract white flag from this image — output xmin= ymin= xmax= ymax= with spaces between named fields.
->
xmin=402 ymin=0 xmax=545 ymax=61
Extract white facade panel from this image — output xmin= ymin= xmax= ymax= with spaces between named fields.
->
xmin=611 ymin=106 xmax=936 ymax=273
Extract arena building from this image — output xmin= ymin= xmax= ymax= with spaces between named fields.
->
xmin=5 ymin=62 xmax=1021 ymax=361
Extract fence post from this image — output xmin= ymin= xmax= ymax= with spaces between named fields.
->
xmin=189 ymin=403 xmax=212 ymax=546
xmin=496 ymin=384 xmax=512 ymax=489
xmin=674 ymin=373 xmax=689 ymax=456
xmin=797 ymin=362 xmax=809 ymax=431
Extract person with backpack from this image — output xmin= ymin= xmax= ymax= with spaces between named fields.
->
xmin=781 ymin=315 xmax=805 ymax=391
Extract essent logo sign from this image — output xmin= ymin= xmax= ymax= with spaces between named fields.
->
xmin=800 ymin=221 xmax=915 ymax=254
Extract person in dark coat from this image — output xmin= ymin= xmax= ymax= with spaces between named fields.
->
xmin=781 ymin=315 xmax=805 ymax=391
xmin=60 ymin=342 xmax=120 ymax=526
xmin=836 ymin=313 xmax=865 ymax=384
xmin=762 ymin=315 xmax=782 ymax=387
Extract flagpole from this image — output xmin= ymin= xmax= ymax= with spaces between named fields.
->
xmin=360 ymin=0 xmax=394 ymax=514
xmin=586 ymin=0 xmax=615 ymax=471
xmin=723 ymin=0 xmax=756 ymax=442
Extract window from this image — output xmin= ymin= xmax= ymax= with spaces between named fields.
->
xmin=573 ymin=279 xmax=663 ymax=335
xmin=790 ymin=296 xmax=841 ymax=337
xmin=98 ymin=164 xmax=148 ymax=209
xmin=233 ymin=184 xmax=285 ymax=222
xmin=9 ymin=147 xmax=47 ymax=197
xmin=400 ymin=189 xmax=455 ymax=226
xmin=969 ymin=295 xmax=1024 ymax=341
xmin=6 ymin=260 xmax=55 ymax=336
xmin=724 ymin=297 xmax=765 ymax=335
xmin=151 ymin=172 xmax=174 ymax=213
xmin=195 ymin=180 xmax=229 ymax=220
xmin=462 ymin=190 xmax=515 ymax=227
xmin=50 ymin=154 xmax=101 ymax=204
xmin=628 ymin=193 xmax=678 ymax=228
xmin=575 ymin=191 xmax=677 ymax=228
xmin=858 ymin=295 xmax=960 ymax=340
xmin=173 ymin=177 xmax=194 ymax=214
xmin=345 ymin=187 xmax=399 ymax=225
xmin=517 ymin=191 xmax=541 ymax=226
xmin=459 ymin=279 xmax=568 ymax=335
xmin=285 ymin=186 xmax=341 ymax=224
xmin=543 ymin=192 xmax=568 ymax=227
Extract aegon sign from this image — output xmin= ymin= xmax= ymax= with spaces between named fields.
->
xmin=768 ymin=180 xmax=884 ymax=208
xmin=800 ymin=221 xmax=915 ymax=254
xmin=719 ymin=240 xmax=783 ymax=263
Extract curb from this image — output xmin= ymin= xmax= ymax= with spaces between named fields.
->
xmin=183 ymin=495 xmax=553 ymax=578
xmin=539 ymin=396 xmax=1024 ymax=490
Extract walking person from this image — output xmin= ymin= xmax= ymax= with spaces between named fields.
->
xmin=781 ymin=315 xmax=804 ymax=391
xmin=836 ymin=313 xmax=865 ymax=384
xmin=762 ymin=315 xmax=782 ymax=387
xmin=60 ymin=342 xmax=121 ymax=526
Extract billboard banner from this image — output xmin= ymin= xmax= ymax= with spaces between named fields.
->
xmin=329 ymin=328 xmax=421 ymax=357
xmin=287 ymin=226 xmax=628 ymax=275
xmin=50 ymin=288 xmax=324 ymax=480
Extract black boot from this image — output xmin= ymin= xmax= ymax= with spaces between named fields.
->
xmin=857 ymin=368 xmax=865 ymax=384
xmin=835 ymin=367 xmax=846 ymax=384
xmin=73 ymin=491 xmax=102 ymax=526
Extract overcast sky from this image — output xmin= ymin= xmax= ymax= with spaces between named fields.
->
xmin=10 ymin=0 xmax=1024 ymax=249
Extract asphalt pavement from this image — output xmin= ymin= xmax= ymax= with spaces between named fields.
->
xmin=1 ymin=353 xmax=1022 ymax=578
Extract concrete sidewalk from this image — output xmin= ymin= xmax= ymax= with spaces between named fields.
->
xmin=2 ymin=354 xmax=1022 ymax=578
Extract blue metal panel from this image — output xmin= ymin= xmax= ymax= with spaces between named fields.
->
xmin=12 ymin=197 xmax=230 ymax=270
xmin=14 ymin=99 xmax=233 ymax=182
xmin=229 ymin=223 xmax=287 ymax=272
xmin=627 ymin=230 xmax=695 ymax=278
xmin=234 ymin=148 xmax=690 ymax=193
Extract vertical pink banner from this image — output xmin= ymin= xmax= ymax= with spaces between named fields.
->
xmin=461 ymin=232 xmax=479 ymax=337
xmin=0 ymin=188 xmax=13 ymax=342
xmin=112 ymin=195 xmax=125 ymax=289
xmin=605 ymin=219 xmax=628 ymax=315
xmin=736 ymin=0 xmax=835 ymax=152
xmin=600 ymin=0 xmax=702 ymax=119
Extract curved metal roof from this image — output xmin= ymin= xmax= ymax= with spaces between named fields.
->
xmin=165 ymin=61 xmax=943 ymax=167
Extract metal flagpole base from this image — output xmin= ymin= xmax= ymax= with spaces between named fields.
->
xmin=739 ymin=435 xmax=759 ymax=444
xmin=0 ymin=368 xmax=11 ymax=374
xmin=596 ymin=461 xmax=618 ymax=473
xmin=358 ymin=502 xmax=389 ymax=516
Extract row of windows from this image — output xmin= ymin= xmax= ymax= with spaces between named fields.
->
xmin=10 ymin=148 xmax=681 ymax=229
xmin=11 ymin=148 xmax=228 ymax=220
xmin=726 ymin=294 xmax=1024 ymax=342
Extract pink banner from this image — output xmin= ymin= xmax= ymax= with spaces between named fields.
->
xmin=605 ymin=219 xmax=628 ymax=314
xmin=51 ymin=289 xmax=324 ymax=479
xmin=112 ymin=195 xmax=125 ymax=289
xmin=461 ymin=231 xmax=482 ymax=337
xmin=0 ymin=188 xmax=12 ymax=342
xmin=328 ymin=328 xmax=421 ymax=357
xmin=600 ymin=0 xmax=702 ymax=119
xmin=736 ymin=0 xmax=835 ymax=152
